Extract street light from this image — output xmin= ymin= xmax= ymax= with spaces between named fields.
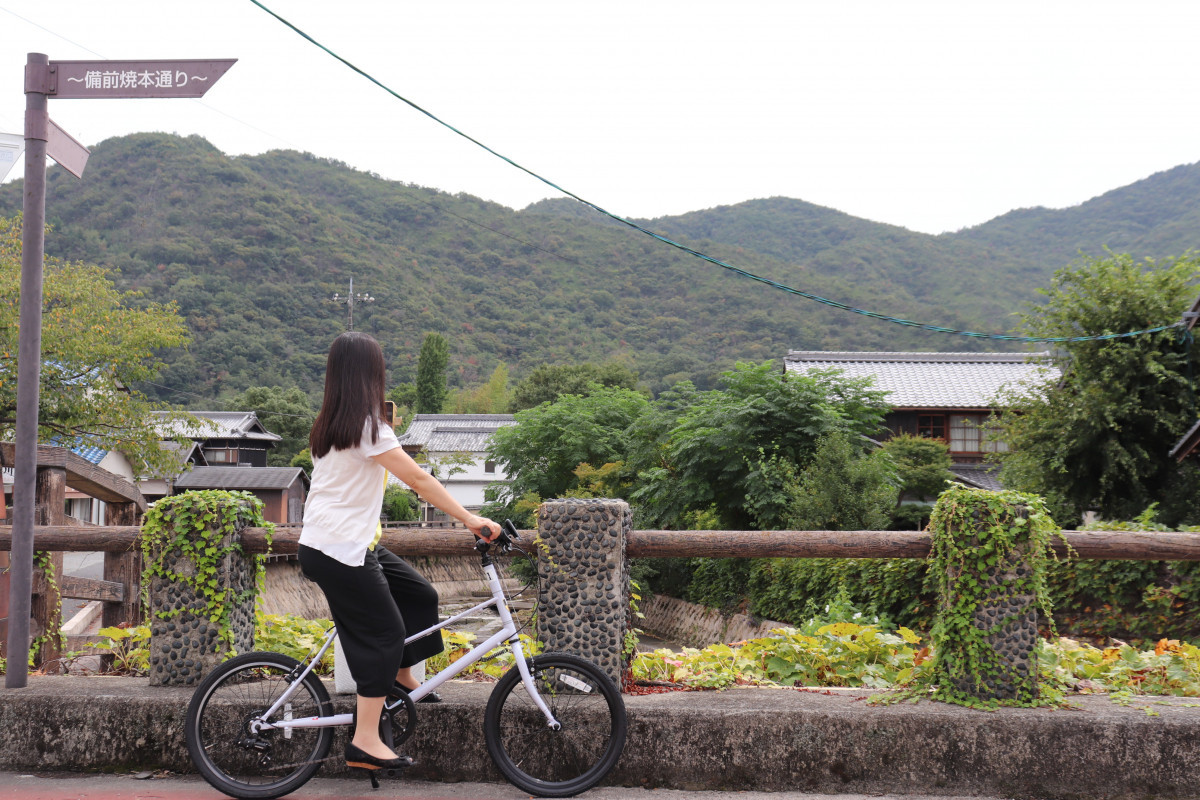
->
xmin=331 ymin=276 xmax=374 ymax=330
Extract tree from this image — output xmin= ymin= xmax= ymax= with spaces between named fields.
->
xmin=995 ymin=251 xmax=1200 ymax=524
xmin=880 ymin=433 xmax=953 ymax=502
xmin=487 ymin=385 xmax=651 ymax=513
xmin=784 ymin=434 xmax=897 ymax=532
xmin=227 ymin=385 xmax=314 ymax=466
xmin=510 ymin=362 xmax=640 ymax=411
xmin=486 ymin=361 xmax=891 ymax=532
xmin=291 ymin=447 xmax=313 ymax=476
xmin=0 ymin=216 xmax=189 ymax=475
xmin=415 ymin=333 xmax=449 ymax=414
xmin=382 ymin=483 xmax=419 ymax=521
xmin=386 ymin=383 xmax=418 ymax=431
xmin=444 ymin=363 xmax=511 ymax=413
xmin=627 ymin=361 xmax=890 ymax=529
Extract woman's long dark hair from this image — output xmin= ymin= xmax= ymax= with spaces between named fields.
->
xmin=309 ymin=332 xmax=388 ymax=458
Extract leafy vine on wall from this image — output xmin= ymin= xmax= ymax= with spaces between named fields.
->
xmin=139 ymin=490 xmax=273 ymax=654
xmin=920 ymin=485 xmax=1071 ymax=708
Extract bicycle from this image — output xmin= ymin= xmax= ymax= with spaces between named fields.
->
xmin=184 ymin=520 xmax=628 ymax=799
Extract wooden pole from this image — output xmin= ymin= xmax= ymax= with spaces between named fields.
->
xmin=1 ymin=526 xmax=1199 ymax=561
xmin=100 ymin=502 xmax=141 ymax=672
xmin=30 ymin=467 xmax=65 ymax=672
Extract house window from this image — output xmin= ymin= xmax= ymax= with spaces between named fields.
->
xmin=949 ymin=415 xmax=980 ymax=452
xmin=207 ymin=449 xmax=233 ymax=463
xmin=948 ymin=414 xmax=1009 ymax=453
xmin=66 ymin=497 xmax=93 ymax=524
xmin=484 ymin=460 xmax=497 ymax=475
xmin=917 ymin=415 xmax=946 ymax=440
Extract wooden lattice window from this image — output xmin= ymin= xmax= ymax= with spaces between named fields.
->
xmin=918 ymin=414 xmax=946 ymax=440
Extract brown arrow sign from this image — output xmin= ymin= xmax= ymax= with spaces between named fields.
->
xmin=44 ymin=59 xmax=236 ymax=99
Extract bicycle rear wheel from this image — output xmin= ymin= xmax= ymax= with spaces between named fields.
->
xmin=484 ymin=652 xmax=627 ymax=797
xmin=185 ymin=652 xmax=334 ymax=800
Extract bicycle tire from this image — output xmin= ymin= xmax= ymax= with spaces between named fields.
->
xmin=185 ymin=652 xmax=334 ymax=800
xmin=484 ymin=652 xmax=627 ymax=797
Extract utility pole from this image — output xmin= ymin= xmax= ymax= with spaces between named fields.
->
xmin=9 ymin=53 xmax=234 ymax=688
xmin=331 ymin=276 xmax=374 ymax=330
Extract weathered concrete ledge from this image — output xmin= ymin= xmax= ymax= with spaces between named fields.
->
xmin=1 ymin=676 xmax=1198 ymax=799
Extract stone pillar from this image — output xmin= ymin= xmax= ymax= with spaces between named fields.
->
xmin=536 ymin=499 xmax=631 ymax=685
xmin=938 ymin=504 xmax=1039 ymax=703
xmin=146 ymin=496 xmax=258 ymax=686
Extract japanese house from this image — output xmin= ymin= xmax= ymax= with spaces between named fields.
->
xmin=172 ymin=465 xmax=308 ymax=525
xmin=149 ymin=411 xmax=282 ymax=468
xmin=784 ymin=351 xmax=1060 ymax=487
xmin=397 ymin=414 xmax=516 ymax=522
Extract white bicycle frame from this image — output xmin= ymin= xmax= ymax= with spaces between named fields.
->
xmin=251 ymin=557 xmax=560 ymax=736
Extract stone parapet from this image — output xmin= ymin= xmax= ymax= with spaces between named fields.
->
xmin=3 ymin=676 xmax=1200 ymax=799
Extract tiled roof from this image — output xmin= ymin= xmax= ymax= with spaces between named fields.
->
xmin=71 ymin=443 xmax=109 ymax=465
xmin=151 ymin=411 xmax=282 ymax=443
xmin=173 ymin=466 xmax=306 ymax=491
xmin=949 ymin=464 xmax=1005 ymax=492
xmin=62 ymin=441 xmax=107 ymax=465
xmin=139 ymin=441 xmax=207 ymax=480
xmin=398 ymin=414 xmax=516 ymax=453
xmin=784 ymin=351 xmax=1059 ymax=410
xmin=1171 ymin=418 xmax=1200 ymax=461
xmin=47 ymin=436 xmax=108 ymax=465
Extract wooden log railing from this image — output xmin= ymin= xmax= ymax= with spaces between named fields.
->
xmin=0 ymin=442 xmax=147 ymax=672
xmin=5 ymin=523 xmax=1199 ymax=672
xmin=5 ymin=525 xmax=1200 ymax=561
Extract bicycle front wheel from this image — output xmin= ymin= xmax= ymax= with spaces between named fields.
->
xmin=484 ymin=652 xmax=627 ymax=797
xmin=185 ymin=652 xmax=334 ymax=800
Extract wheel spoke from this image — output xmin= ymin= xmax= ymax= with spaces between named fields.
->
xmin=186 ymin=654 xmax=333 ymax=799
xmin=484 ymin=654 xmax=627 ymax=796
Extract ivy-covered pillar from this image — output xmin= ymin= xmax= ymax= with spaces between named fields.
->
xmin=927 ymin=486 xmax=1062 ymax=706
xmin=536 ymin=499 xmax=632 ymax=686
xmin=141 ymin=490 xmax=271 ymax=686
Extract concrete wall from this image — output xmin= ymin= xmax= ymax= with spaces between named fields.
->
xmin=5 ymin=676 xmax=1200 ymax=798
xmin=640 ymin=594 xmax=789 ymax=648
xmin=259 ymin=555 xmax=514 ymax=619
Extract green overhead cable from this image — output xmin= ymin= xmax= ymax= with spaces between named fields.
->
xmin=249 ymin=0 xmax=1186 ymax=345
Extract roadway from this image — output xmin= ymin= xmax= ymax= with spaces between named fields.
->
xmin=0 ymin=772 xmax=1021 ymax=800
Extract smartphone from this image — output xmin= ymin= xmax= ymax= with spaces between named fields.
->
xmin=384 ymin=400 xmax=397 ymax=427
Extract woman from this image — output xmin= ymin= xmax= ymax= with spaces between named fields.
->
xmin=298 ymin=331 xmax=501 ymax=775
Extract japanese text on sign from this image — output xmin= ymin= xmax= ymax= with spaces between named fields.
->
xmin=72 ymin=69 xmax=205 ymax=90
xmin=43 ymin=59 xmax=236 ymax=99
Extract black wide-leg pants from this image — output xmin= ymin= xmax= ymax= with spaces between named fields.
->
xmin=298 ymin=543 xmax=444 ymax=697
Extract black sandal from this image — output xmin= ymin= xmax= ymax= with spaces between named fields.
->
xmin=345 ymin=742 xmax=413 ymax=789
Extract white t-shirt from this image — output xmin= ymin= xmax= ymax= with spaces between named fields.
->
xmin=299 ymin=417 xmax=401 ymax=566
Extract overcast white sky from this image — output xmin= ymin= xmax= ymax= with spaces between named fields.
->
xmin=3 ymin=1 xmax=1199 ymax=235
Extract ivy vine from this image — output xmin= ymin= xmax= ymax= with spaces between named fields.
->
xmin=905 ymin=485 xmax=1071 ymax=708
xmin=29 ymin=550 xmax=64 ymax=665
xmin=140 ymin=490 xmax=273 ymax=654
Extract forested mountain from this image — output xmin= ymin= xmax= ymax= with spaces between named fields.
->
xmin=951 ymin=162 xmax=1200 ymax=266
xmin=0 ymin=133 xmax=1196 ymax=405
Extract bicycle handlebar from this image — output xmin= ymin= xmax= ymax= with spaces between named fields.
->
xmin=474 ymin=518 xmax=523 ymax=557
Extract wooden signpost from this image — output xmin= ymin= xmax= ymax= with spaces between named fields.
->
xmin=6 ymin=53 xmax=235 ymax=689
